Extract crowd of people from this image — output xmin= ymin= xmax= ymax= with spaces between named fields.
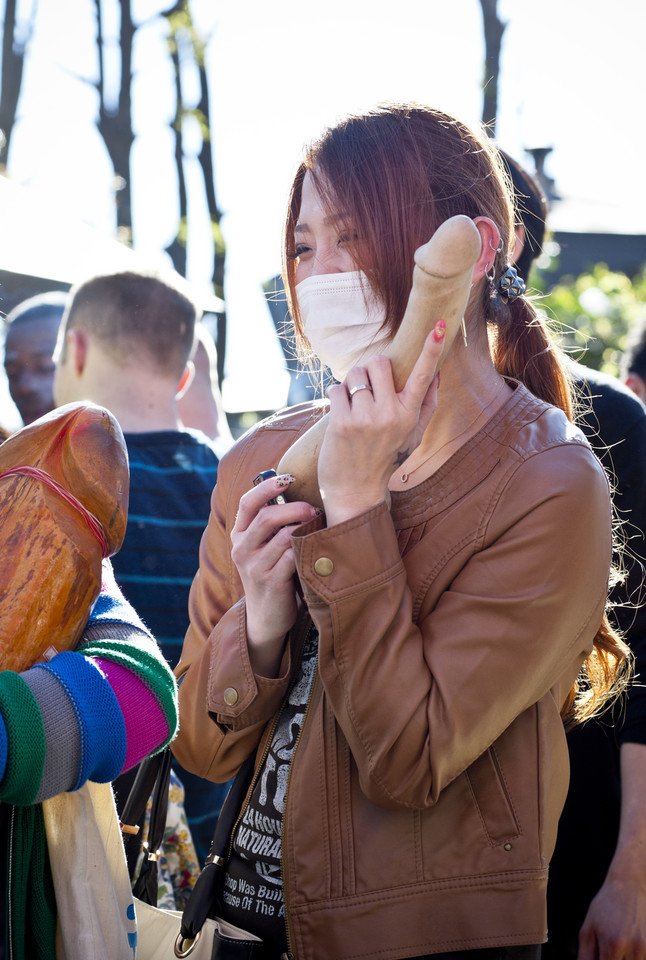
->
xmin=0 ymin=99 xmax=645 ymax=959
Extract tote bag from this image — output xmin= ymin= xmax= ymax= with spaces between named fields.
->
xmin=135 ymin=898 xmax=260 ymax=960
xmin=42 ymin=780 xmax=137 ymax=960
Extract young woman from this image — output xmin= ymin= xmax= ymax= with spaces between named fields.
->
xmin=172 ymin=103 xmax=629 ymax=960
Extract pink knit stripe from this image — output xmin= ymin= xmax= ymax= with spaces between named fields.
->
xmin=91 ymin=658 xmax=169 ymax=772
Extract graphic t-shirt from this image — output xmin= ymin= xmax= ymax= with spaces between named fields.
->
xmin=222 ymin=625 xmax=318 ymax=950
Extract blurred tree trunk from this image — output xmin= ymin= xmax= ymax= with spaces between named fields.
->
xmin=94 ymin=0 xmax=135 ymax=242
xmin=478 ymin=0 xmax=506 ymax=135
xmin=194 ymin=44 xmax=227 ymax=385
xmin=163 ymin=0 xmax=226 ymax=379
xmin=193 ymin=38 xmax=225 ymax=303
xmin=0 ymin=0 xmax=37 ymax=167
xmin=163 ymin=1 xmax=226 ymax=301
xmin=164 ymin=6 xmax=188 ymax=277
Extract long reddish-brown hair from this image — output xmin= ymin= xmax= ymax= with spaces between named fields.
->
xmin=283 ymin=101 xmax=630 ymax=725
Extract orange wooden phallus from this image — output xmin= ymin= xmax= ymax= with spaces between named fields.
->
xmin=0 ymin=402 xmax=129 ymax=671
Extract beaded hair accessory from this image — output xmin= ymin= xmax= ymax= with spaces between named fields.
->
xmin=485 ymin=237 xmax=526 ymax=306
xmin=497 ymin=265 xmax=526 ymax=303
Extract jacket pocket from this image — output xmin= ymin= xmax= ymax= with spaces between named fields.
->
xmin=465 ymin=746 xmax=521 ymax=846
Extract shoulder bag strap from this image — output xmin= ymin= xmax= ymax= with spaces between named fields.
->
xmin=129 ymin=748 xmax=172 ymax=906
xmin=179 ymin=749 xmax=257 ymax=940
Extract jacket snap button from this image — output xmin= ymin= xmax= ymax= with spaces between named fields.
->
xmin=503 ymin=843 xmax=512 ymax=851
xmin=314 ymin=557 xmax=334 ymax=576
xmin=223 ymin=687 xmax=239 ymax=706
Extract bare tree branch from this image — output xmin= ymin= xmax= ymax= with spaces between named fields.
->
xmin=478 ymin=0 xmax=506 ymax=135
xmin=164 ymin=15 xmax=188 ymax=277
xmin=0 ymin=0 xmax=38 ymax=167
xmin=163 ymin=0 xmax=226 ymax=331
xmin=94 ymin=0 xmax=135 ymax=239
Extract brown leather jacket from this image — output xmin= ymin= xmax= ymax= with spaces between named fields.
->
xmin=174 ymin=382 xmax=613 ymax=959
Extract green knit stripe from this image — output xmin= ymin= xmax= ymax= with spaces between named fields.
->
xmin=78 ymin=638 xmax=178 ymax=737
xmin=0 ymin=673 xmax=46 ymax=806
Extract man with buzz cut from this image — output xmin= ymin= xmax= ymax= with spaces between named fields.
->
xmin=53 ymin=270 xmax=229 ymax=865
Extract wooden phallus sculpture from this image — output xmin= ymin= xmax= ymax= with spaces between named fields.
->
xmin=0 ymin=402 xmax=129 ymax=671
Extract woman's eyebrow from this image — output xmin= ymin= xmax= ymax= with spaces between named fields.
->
xmin=295 ymin=213 xmax=347 ymax=235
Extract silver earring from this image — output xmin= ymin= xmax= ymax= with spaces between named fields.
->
xmin=484 ymin=262 xmax=497 ymax=300
xmin=489 ymin=236 xmax=503 ymax=254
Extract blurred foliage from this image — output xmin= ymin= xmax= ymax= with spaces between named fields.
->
xmin=528 ymin=248 xmax=646 ymax=377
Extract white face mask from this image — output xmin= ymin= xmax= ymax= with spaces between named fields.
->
xmin=296 ymin=271 xmax=391 ymax=382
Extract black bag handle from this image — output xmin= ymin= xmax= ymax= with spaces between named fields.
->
xmin=129 ymin=748 xmax=173 ymax=906
xmin=123 ymin=746 xmax=257 ymax=937
xmin=180 ymin=749 xmax=256 ymax=940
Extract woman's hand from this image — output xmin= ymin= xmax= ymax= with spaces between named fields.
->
xmin=230 ymin=473 xmax=318 ymax=676
xmin=318 ymin=323 xmax=445 ymax=526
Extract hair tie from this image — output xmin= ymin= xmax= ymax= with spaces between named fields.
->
xmin=496 ymin=266 xmax=526 ymax=303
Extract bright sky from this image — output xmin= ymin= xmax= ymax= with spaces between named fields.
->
xmin=3 ymin=0 xmax=645 ymax=417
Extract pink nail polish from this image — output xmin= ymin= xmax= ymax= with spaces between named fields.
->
xmin=433 ymin=320 xmax=446 ymax=342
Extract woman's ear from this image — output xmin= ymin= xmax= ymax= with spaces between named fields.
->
xmin=69 ymin=329 xmax=88 ymax=377
xmin=625 ymin=372 xmax=646 ymax=404
xmin=471 ymin=217 xmax=502 ymax=282
xmin=176 ymin=361 xmax=195 ymax=399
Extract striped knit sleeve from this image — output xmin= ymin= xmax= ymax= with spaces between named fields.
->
xmin=79 ymin=560 xmax=179 ymax=768
xmin=0 ymin=562 xmax=178 ymax=805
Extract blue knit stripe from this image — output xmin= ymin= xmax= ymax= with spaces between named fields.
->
xmin=89 ymin=586 xmax=149 ymax=633
xmin=33 ymin=653 xmax=127 ymax=787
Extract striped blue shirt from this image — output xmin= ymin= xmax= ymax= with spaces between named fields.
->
xmin=110 ymin=429 xmax=219 ymax=670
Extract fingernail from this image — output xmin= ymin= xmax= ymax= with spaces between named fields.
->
xmin=433 ymin=320 xmax=446 ymax=342
xmin=276 ymin=474 xmax=295 ymax=487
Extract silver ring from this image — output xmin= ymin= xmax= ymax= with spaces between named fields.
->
xmin=174 ymin=929 xmax=202 ymax=957
xmin=348 ymin=383 xmax=373 ymax=399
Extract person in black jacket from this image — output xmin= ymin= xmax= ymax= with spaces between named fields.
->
xmin=501 ymin=151 xmax=646 ymax=960
xmin=622 ymin=319 xmax=646 ymax=406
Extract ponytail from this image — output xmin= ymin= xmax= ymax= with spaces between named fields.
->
xmin=561 ymin=615 xmax=632 ymax=730
xmin=490 ymin=290 xmax=632 ymax=727
xmin=490 ymin=297 xmax=573 ymax=419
